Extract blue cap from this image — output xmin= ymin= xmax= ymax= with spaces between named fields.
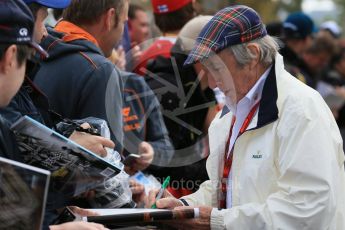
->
xmin=0 ymin=0 xmax=48 ymax=58
xmin=23 ymin=0 xmax=71 ymax=9
xmin=283 ymin=12 xmax=314 ymax=39
xmin=184 ymin=5 xmax=267 ymax=66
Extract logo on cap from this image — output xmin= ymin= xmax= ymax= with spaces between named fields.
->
xmin=19 ymin=28 xmax=28 ymax=37
xmin=157 ymin=4 xmax=169 ymax=13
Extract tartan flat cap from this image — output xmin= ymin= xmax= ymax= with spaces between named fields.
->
xmin=184 ymin=5 xmax=267 ymax=66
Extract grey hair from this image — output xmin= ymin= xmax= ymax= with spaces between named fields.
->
xmin=228 ymin=35 xmax=280 ymax=67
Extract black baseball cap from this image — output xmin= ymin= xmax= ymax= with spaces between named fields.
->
xmin=282 ymin=12 xmax=315 ymax=39
xmin=0 ymin=0 xmax=49 ymax=58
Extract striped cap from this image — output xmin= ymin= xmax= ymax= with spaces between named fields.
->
xmin=184 ymin=5 xmax=267 ymax=66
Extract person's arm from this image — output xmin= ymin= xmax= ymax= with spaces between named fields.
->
xmin=124 ymin=73 xmax=174 ymax=169
xmin=69 ymin=131 xmax=115 ymax=157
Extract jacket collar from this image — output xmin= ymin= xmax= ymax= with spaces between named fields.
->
xmin=220 ymin=61 xmax=279 ymax=129
xmin=55 ymin=20 xmax=99 ymax=47
xmin=40 ymin=27 xmax=104 ymax=61
xmin=256 ymin=61 xmax=279 ymax=129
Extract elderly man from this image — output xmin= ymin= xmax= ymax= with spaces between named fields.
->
xmin=148 ymin=5 xmax=345 ymax=229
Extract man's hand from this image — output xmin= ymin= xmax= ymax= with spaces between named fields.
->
xmin=129 ymin=179 xmax=146 ymax=205
xmin=114 ymin=46 xmax=126 ymax=71
xmin=68 ymin=206 xmax=99 ymax=217
xmin=146 ymin=188 xmax=182 ymax=209
xmin=69 ymin=123 xmax=115 ymax=157
xmin=135 ymin=142 xmax=154 ymax=171
xmin=50 ymin=221 xmax=109 ymax=230
xmin=136 ymin=141 xmax=154 ymax=170
xmin=146 ymin=189 xmax=212 ymax=229
xmin=161 ymin=206 xmax=212 ymax=230
xmin=335 ymin=86 xmax=345 ymax=99
xmin=130 ymin=44 xmax=143 ymax=67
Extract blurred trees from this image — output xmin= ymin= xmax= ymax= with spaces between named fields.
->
xmin=130 ymin=0 xmax=343 ymax=32
xmin=333 ymin=0 xmax=345 ymax=34
xmin=334 ymin=0 xmax=345 ymax=10
xmin=131 ymin=0 xmax=303 ymax=22
xmin=198 ymin=0 xmax=303 ymax=23
xmin=131 ymin=0 xmax=344 ymax=17
xmin=275 ymin=0 xmax=303 ymax=13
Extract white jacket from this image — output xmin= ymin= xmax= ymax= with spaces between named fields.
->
xmin=182 ymin=54 xmax=345 ymax=229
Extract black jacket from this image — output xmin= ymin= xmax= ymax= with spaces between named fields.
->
xmin=280 ymin=44 xmax=315 ymax=88
xmin=0 ymin=116 xmax=22 ymax=162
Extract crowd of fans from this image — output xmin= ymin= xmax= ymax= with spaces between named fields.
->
xmin=1 ymin=0 xmax=345 ymax=229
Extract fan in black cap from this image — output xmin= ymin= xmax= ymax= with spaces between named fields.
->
xmin=0 ymin=0 xmax=49 ymax=58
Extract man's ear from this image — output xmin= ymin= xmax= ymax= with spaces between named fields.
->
xmin=104 ymin=7 xmax=116 ymax=31
xmin=247 ymin=43 xmax=260 ymax=70
xmin=0 ymin=45 xmax=17 ymax=74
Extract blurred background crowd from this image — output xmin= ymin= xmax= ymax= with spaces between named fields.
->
xmin=41 ymin=0 xmax=345 ymax=192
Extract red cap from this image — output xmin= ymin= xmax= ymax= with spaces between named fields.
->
xmin=151 ymin=0 xmax=192 ymax=14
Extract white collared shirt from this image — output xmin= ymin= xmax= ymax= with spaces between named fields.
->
xmin=227 ymin=65 xmax=272 ymax=208
xmin=158 ymin=36 xmax=177 ymax=44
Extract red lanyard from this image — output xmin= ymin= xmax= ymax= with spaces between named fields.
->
xmin=218 ymin=101 xmax=260 ymax=209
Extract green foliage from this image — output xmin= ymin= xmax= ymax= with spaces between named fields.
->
xmin=198 ymin=0 xmax=303 ymax=22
